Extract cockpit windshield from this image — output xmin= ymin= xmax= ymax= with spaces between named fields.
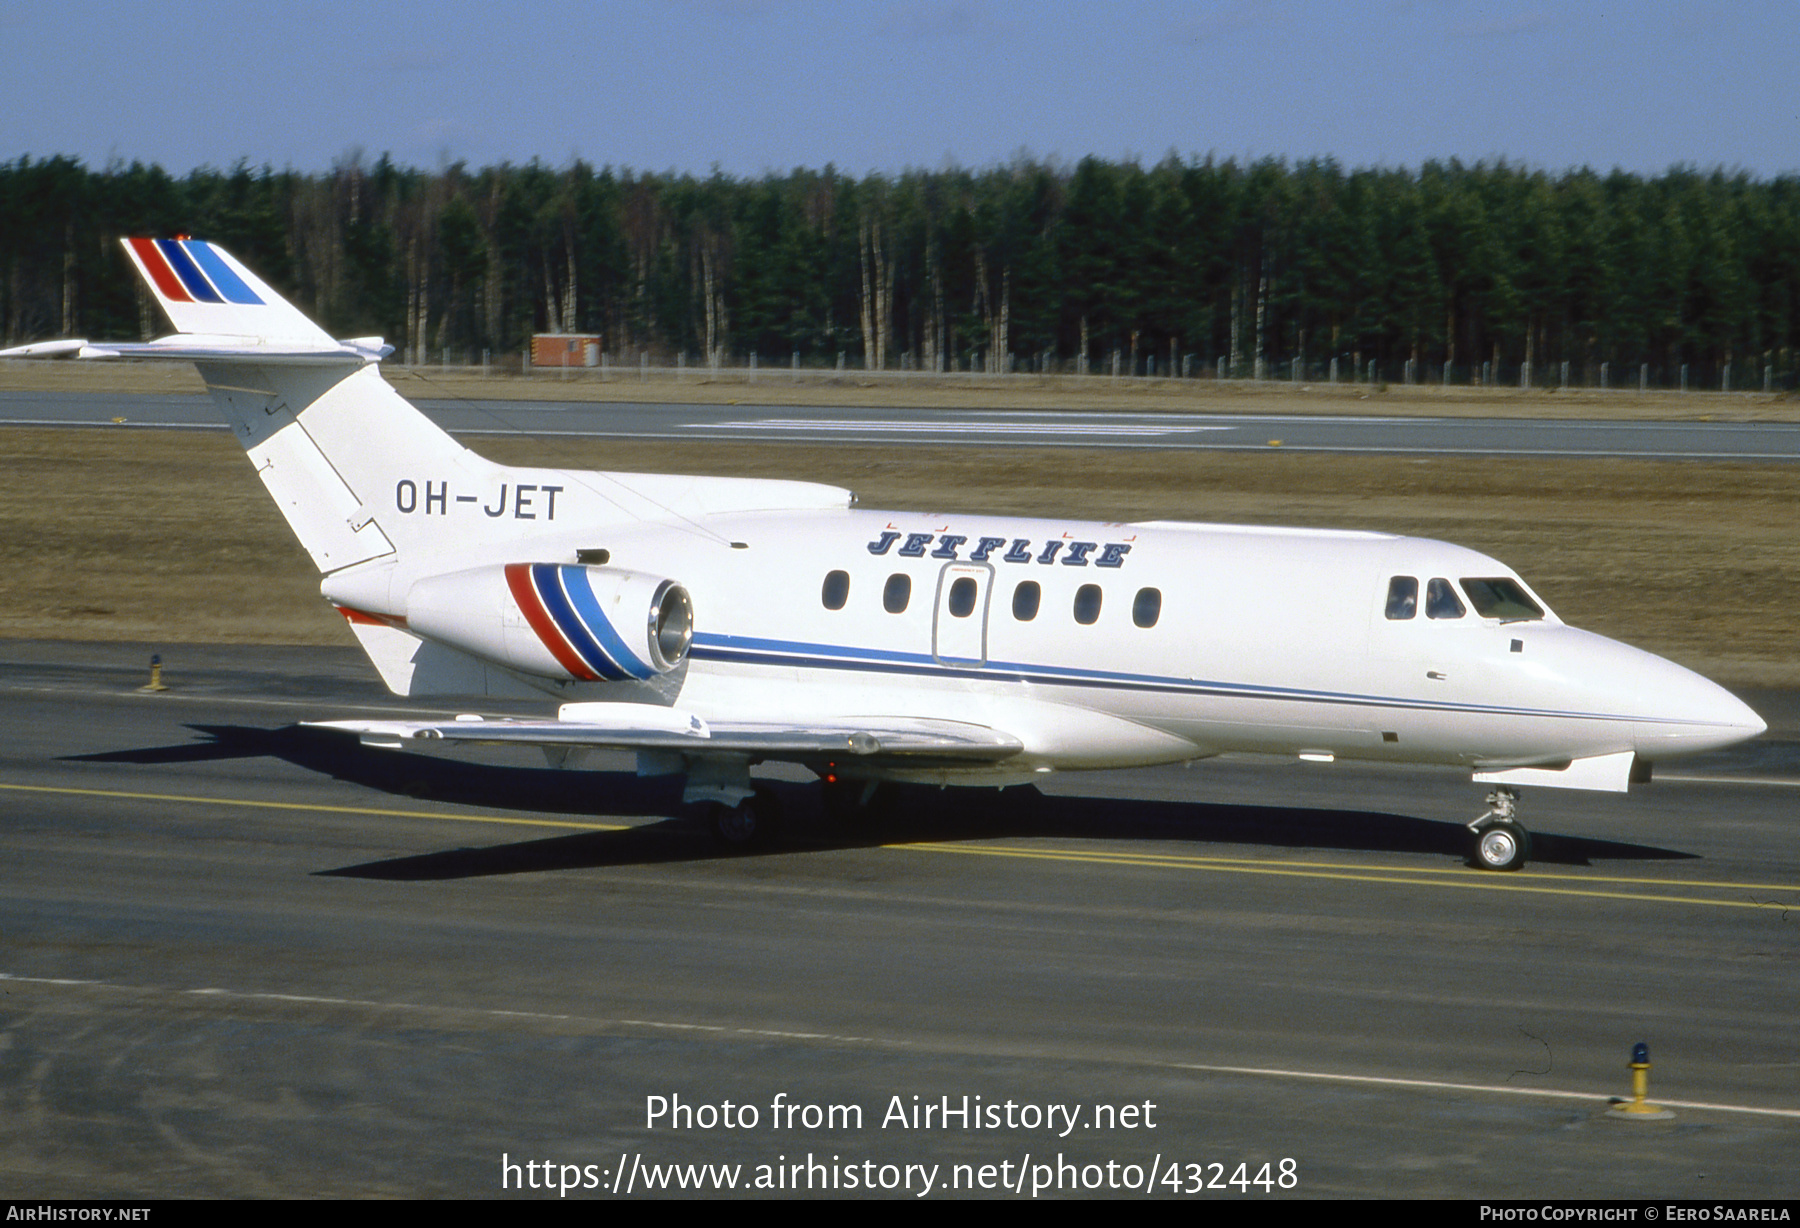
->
xmin=1459 ymin=578 xmax=1545 ymax=621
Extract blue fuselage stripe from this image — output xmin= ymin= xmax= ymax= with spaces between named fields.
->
xmin=687 ymin=633 xmax=1642 ymax=725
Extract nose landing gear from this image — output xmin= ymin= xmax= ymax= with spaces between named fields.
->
xmin=1468 ymin=785 xmax=1531 ymax=871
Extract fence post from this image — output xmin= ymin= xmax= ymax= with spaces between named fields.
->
xmin=1640 ymin=363 xmax=1648 ymax=393
xmin=1681 ymin=363 xmax=1688 ymax=392
xmin=1600 ymin=361 xmax=1608 ymax=390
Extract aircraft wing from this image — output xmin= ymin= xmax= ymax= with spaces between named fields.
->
xmin=307 ymin=703 xmax=1023 ymax=763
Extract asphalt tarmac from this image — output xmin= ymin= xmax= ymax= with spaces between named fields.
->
xmin=3 ymin=641 xmax=1796 ymax=1199
xmin=4 ymin=389 xmax=1799 ymax=460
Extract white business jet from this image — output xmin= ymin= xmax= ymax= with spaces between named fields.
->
xmin=3 ymin=239 xmax=1765 ymax=870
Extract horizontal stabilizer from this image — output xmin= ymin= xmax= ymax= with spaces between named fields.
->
xmin=0 ymin=336 xmax=392 ymax=365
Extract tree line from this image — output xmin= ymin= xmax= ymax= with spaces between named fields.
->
xmin=4 ymin=152 xmax=1798 ymax=387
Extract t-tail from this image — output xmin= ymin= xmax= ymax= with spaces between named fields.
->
xmin=2 ymin=238 xmax=850 ymax=698
xmin=117 ymin=237 xmax=485 ymax=574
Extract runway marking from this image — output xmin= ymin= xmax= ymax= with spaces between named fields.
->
xmin=0 ymin=418 xmax=226 ymax=430
xmin=0 ymin=973 xmax=890 ymax=1047
xmin=699 ymin=418 xmax=1235 ymax=436
xmin=5 ymin=971 xmax=1793 ymax=1121
xmin=896 ymin=842 xmax=1800 ymax=910
xmin=1169 ymin=1062 xmax=1800 ymax=1120
xmin=0 ymin=782 xmax=622 ymax=833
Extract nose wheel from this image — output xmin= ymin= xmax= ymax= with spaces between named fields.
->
xmin=1468 ymin=786 xmax=1531 ymax=871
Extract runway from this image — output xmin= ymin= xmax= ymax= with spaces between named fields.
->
xmin=4 ymin=389 xmax=1799 ymax=460
xmin=3 ymin=641 xmax=1796 ymax=1197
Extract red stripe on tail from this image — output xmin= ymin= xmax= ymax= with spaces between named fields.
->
xmin=128 ymin=237 xmax=193 ymax=302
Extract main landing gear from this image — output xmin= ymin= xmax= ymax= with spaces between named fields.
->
xmin=1467 ymin=785 xmax=1531 ymax=872
xmin=710 ymin=786 xmax=781 ymax=850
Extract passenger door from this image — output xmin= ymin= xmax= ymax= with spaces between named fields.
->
xmin=932 ymin=562 xmax=993 ymax=667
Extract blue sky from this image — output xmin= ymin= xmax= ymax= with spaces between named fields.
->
xmin=3 ymin=0 xmax=1795 ymax=177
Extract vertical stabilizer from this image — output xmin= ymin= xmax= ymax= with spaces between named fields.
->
xmin=106 ymin=238 xmax=497 ymax=573
xmin=122 ymin=238 xmax=335 ymax=343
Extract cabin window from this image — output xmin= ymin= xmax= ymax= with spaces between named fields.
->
xmin=1132 ymin=587 xmax=1162 ymax=628
xmin=821 ymin=569 xmax=850 ymax=610
xmin=947 ymin=576 xmax=978 ymax=618
xmin=1012 ymin=581 xmax=1041 ymax=621
xmin=883 ymin=573 xmax=911 ymax=613
xmin=1074 ymin=584 xmax=1103 ymax=625
xmin=1385 ymin=576 xmax=1418 ymax=620
xmin=1426 ymin=577 xmax=1466 ymax=619
xmin=1460 ymin=577 xmax=1544 ymax=621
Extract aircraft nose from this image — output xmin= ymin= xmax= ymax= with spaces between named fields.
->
xmin=1631 ymin=656 xmax=1766 ymax=759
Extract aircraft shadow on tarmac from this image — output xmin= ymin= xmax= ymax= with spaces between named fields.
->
xmin=68 ymin=723 xmax=1698 ymax=880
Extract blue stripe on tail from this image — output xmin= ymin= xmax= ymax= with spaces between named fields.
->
xmin=184 ymin=241 xmax=264 ymax=305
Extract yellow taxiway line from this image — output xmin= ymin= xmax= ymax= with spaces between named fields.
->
xmin=8 ymin=781 xmax=1794 ymax=909
xmin=898 ymin=841 xmax=1799 ymax=910
xmin=0 ymin=781 xmax=623 ymax=832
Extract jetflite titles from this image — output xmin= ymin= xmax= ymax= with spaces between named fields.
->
xmin=867 ymin=530 xmax=1133 ymax=567
xmin=395 ymin=480 xmax=562 ymax=519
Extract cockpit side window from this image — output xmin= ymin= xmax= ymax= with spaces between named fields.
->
xmin=1460 ymin=578 xmax=1545 ymax=621
xmin=1426 ymin=577 xmax=1466 ymax=619
xmin=1385 ymin=576 xmax=1418 ymax=620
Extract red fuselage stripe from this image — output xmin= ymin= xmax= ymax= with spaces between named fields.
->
xmin=336 ymin=605 xmax=406 ymax=628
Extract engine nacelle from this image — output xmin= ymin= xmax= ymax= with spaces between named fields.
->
xmin=405 ymin=563 xmax=693 ymax=682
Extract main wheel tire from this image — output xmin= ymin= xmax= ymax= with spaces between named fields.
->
xmin=712 ymin=788 xmax=779 ymax=849
xmin=1473 ymin=822 xmax=1531 ymax=872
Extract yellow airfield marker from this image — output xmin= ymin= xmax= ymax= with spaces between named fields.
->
xmin=137 ymin=653 xmax=169 ymax=693
xmin=1608 ymin=1042 xmax=1674 ymax=1120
